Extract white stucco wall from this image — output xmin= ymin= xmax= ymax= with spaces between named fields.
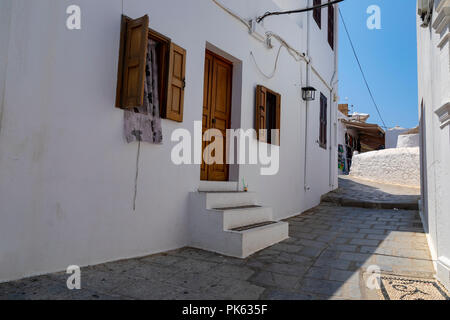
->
xmin=417 ymin=0 xmax=450 ymax=290
xmin=397 ymin=133 xmax=420 ymax=148
xmin=350 ymin=148 xmax=420 ymax=188
xmin=0 ymin=0 xmax=13 ymax=136
xmin=386 ymin=127 xmax=409 ymax=149
xmin=0 ymin=0 xmax=338 ymax=282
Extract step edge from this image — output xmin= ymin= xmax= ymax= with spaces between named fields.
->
xmin=211 ymin=205 xmax=269 ymax=212
xmin=200 ymin=191 xmax=257 ymax=194
xmin=227 ymin=221 xmax=288 ymax=233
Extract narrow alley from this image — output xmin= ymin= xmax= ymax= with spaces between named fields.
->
xmin=1 ymin=177 xmax=446 ymax=300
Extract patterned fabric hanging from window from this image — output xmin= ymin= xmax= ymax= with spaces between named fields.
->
xmin=124 ymin=40 xmax=163 ymax=144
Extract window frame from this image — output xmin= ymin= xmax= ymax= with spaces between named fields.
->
xmin=115 ymin=15 xmax=149 ymax=109
xmin=116 ymin=15 xmax=186 ymax=122
xmin=255 ymin=85 xmax=281 ymax=146
xmin=319 ymin=93 xmax=328 ymax=150
xmin=148 ymin=27 xmax=171 ymax=117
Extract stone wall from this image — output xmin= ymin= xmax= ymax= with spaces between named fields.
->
xmin=350 ymin=147 xmax=420 ymax=188
xmin=397 ymin=134 xmax=420 ymax=148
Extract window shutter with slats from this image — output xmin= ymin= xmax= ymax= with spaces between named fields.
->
xmin=165 ymin=43 xmax=186 ymax=122
xmin=256 ymin=85 xmax=267 ymax=142
xmin=328 ymin=2 xmax=335 ymax=50
xmin=313 ymin=0 xmax=322 ymax=29
xmin=116 ymin=15 xmax=149 ymax=109
xmin=319 ymin=93 xmax=328 ymax=149
xmin=275 ymin=92 xmax=281 ymax=146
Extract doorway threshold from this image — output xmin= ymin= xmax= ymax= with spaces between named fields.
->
xmin=198 ymin=181 xmax=239 ymax=192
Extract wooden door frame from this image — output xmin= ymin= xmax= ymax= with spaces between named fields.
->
xmin=206 ymin=49 xmax=234 ymax=70
xmin=201 ymin=49 xmax=233 ymax=181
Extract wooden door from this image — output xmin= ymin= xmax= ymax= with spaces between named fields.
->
xmin=201 ymin=50 xmax=232 ymax=181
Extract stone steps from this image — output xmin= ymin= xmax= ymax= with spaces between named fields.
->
xmin=204 ymin=192 xmax=258 ymax=210
xmin=321 ymin=193 xmax=419 ymax=211
xmin=213 ymin=206 xmax=273 ymax=230
xmin=188 ymin=189 xmax=289 ymax=258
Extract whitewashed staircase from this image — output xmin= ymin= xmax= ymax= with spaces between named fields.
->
xmin=188 ymin=182 xmax=289 ymax=258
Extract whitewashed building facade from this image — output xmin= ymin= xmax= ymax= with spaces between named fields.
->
xmin=0 ymin=0 xmax=339 ymax=282
xmin=417 ymin=0 xmax=450 ymax=290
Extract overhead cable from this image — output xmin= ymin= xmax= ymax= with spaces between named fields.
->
xmin=211 ymin=0 xmax=334 ymax=92
xmin=257 ymin=0 xmax=345 ymax=23
xmin=339 ymin=8 xmax=387 ymax=129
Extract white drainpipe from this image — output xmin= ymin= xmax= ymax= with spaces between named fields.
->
xmin=329 ymin=6 xmax=338 ymax=190
xmin=303 ymin=0 xmax=311 ymax=192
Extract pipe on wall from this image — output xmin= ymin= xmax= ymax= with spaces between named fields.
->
xmin=0 ymin=0 xmax=13 ymax=137
xmin=328 ymin=4 xmax=339 ymax=190
xmin=303 ymin=0 xmax=311 ymax=192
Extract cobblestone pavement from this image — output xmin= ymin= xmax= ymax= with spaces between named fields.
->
xmin=322 ymin=176 xmax=421 ymax=210
xmin=0 ymin=179 xmax=434 ymax=300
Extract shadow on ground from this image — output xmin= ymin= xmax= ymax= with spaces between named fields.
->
xmin=0 ymin=178 xmax=436 ymax=300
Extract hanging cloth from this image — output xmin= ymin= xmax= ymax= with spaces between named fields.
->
xmin=124 ymin=40 xmax=163 ymax=144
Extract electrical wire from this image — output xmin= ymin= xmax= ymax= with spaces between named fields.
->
xmin=211 ymin=0 xmax=309 ymax=65
xmin=211 ymin=0 xmax=334 ymax=98
xmin=250 ymin=45 xmax=283 ymax=79
xmin=257 ymin=0 xmax=344 ymax=23
xmin=311 ymin=65 xmax=332 ymax=91
xmin=266 ymin=31 xmax=334 ymax=92
xmin=339 ymin=8 xmax=387 ymax=129
xmin=266 ymin=32 xmax=307 ymax=63
xmin=133 ymin=139 xmax=141 ymax=211
xmin=211 ymin=0 xmax=251 ymax=29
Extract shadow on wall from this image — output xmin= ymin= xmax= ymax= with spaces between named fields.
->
xmin=286 ymin=177 xmax=431 ymax=300
xmin=419 ymin=104 xmax=429 ymax=235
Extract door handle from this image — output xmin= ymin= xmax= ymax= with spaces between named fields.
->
xmin=212 ymin=118 xmax=217 ymax=125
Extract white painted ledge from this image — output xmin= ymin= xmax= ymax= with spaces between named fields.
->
xmin=434 ymin=1 xmax=450 ymax=48
xmin=433 ymin=6 xmax=450 ymax=33
xmin=435 ymin=101 xmax=450 ymax=129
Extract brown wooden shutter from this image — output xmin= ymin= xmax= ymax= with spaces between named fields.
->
xmin=319 ymin=93 xmax=328 ymax=149
xmin=320 ymin=95 xmax=323 ymax=146
xmin=115 ymin=16 xmax=128 ymax=108
xmin=165 ymin=43 xmax=186 ymax=122
xmin=328 ymin=2 xmax=335 ymax=50
xmin=313 ymin=0 xmax=322 ymax=29
xmin=256 ymin=85 xmax=267 ymax=142
xmin=275 ymin=92 xmax=281 ymax=146
xmin=323 ymin=95 xmax=327 ymax=147
xmin=116 ymin=15 xmax=149 ymax=109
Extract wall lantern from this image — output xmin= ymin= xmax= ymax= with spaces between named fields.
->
xmin=302 ymin=87 xmax=317 ymax=101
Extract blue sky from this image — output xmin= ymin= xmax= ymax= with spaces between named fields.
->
xmin=338 ymin=0 xmax=418 ymax=129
